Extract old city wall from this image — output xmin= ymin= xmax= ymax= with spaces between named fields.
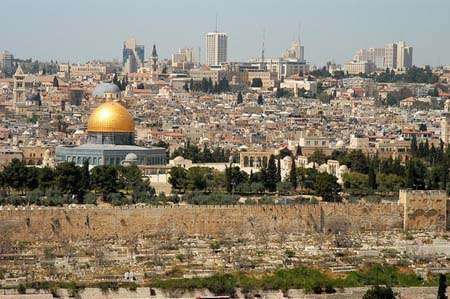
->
xmin=0 ymin=203 xmax=406 ymax=242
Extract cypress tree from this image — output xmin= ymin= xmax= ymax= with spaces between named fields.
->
xmin=237 ymin=92 xmax=243 ymax=104
xmin=368 ymin=162 xmax=377 ymax=190
xmin=289 ymin=157 xmax=298 ymax=189
xmin=257 ymin=94 xmax=264 ymax=105
xmin=277 ymin=158 xmax=282 ymax=182
xmin=296 ymin=145 xmax=303 ymax=157
xmin=437 ymin=273 xmax=447 ymax=299
xmin=410 ymin=135 xmax=417 ymax=156
xmin=265 ymin=155 xmax=278 ymax=192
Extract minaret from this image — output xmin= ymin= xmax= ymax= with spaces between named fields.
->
xmin=151 ymin=44 xmax=158 ymax=72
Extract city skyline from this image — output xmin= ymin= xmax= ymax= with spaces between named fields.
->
xmin=1 ymin=0 xmax=450 ymax=66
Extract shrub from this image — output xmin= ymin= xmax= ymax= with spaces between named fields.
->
xmin=17 ymin=284 xmax=26 ymax=294
xmin=83 ymin=192 xmax=96 ymax=205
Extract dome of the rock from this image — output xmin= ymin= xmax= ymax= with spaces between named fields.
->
xmin=87 ymin=101 xmax=134 ymax=133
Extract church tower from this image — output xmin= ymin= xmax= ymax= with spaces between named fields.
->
xmin=13 ymin=65 xmax=26 ymax=109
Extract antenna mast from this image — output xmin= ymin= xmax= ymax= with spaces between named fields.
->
xmin=215 ymin=13 xmax=218 ymax=32
xmin=298 ymin=21 xmax=302 ymax=42
xmin=261 ymin=29 xmax=266 ymax=68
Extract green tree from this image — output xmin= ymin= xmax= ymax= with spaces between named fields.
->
xmin=297 ymin=168 xmax=318 ymax=190
xmin=277 ymin=181 xmax=292 ymax=195
xmin=186 ymin=167 xmax=215 ymax=192
xmin=343 ymin=172 xmax=370 ymax=196
xmin=2 ymin=159 xmax=29 ymax=194
xmin=289 ymin=158 xmax=298 ymax=189
xmin=437 ymin=273 xmax=447 ymax=299
xmin=309 ymin=150 xmax=327 ymax=165
xmin=225 ymin=166 xmax=248 ymax=193
xmin=54 ymin=162 xmax=86 ymax=199
xmin=264 ymin=155 xmax=278 ymax=192
xmin=168 ymin=166 xmax=187 ymax=193
xmin=119 ymin=165 xmax=143 ymax=193
xmin=295 ymin=145 xmax=303 ymax=157
xmin=377 ymin=173 xmax=405 ymax=193
xmin=362 ymin=285 xmax=396 ymax=299
xmin=80 ymin=160 xmax=90 ymax=191
xmin=37 ymin=167 xmax=55 ymax=191
xmin=251 ymin=78 xmax=263 ymax=88
xmin=368 ymin=162 xmax=377 ymax=190
xmin=341 ymin=150 xmax=369 ymax=174
xmin=314 ymin=172 xmax=341 ymax=202
xmin=236 ymin=92 xmax=243 ymax=104
xmin=405 ymin=158 xmax=427 ymax=189
xmin=257 ymin=94 xmax=264 ymax=105
xmin=90 ymin=165 xmax=118 ymax=200
xmin=410 ymin=135 xmax=418 ymax=156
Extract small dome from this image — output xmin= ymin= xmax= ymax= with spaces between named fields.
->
xmin=87 ymin=101 xmax=134 ymax=133
xmin=336 ymin=140 xmax=345 ymax=148
xmin=92 ymin=82 xmax=120 ymax=98
xmin=173 ymin=156 xmax=185 ymax=162
xmin=339 ymin=165 xmax=349 ymax=172
xmin=125 ymin=153 xmax=138 ymax=162
xmin=319 ymin=164 xmax=328 ymax=172
xmin=282 ymin=155 xmax=292 ymax=162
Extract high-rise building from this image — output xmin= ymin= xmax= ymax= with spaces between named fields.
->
xmin=282 ymin=40 xmax=305 ymax=62
xmin=206 ymin=32 xmax=228 ymax=66
xmin=353 ymin=42 xmax=412 ymax=71
xmin=368 ymin=48 xmax=386 ymax=69
xmin=353 ymin=48 xmax=385 ymax=69
xmin=345 ymin=60 xmax=376 ymax=75
xmin=396 ymin=41 xmax=413 ymax=70
xmin=0 ymin=50 xmax=14 ymax=76
xmin=122 ymin=38 xmax=145 ymax=73
xmin=172 ymin=48 xmax=195 ymax=64
xmin=384 ymin=43 xmax=398 ymax=70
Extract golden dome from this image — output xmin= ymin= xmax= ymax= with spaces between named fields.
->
xmin=87 ymin=101 xmax=134 ymax=133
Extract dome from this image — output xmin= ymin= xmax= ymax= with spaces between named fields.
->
xmin=87 ymin=101 xmax=134 ymax=133
xmin=125 ymin=153 xmax=138 ymax=162
xmin=92 ymin=82 xmax=120 ymax=98
xmin=339 ymin=165 xmax=349 ymax=172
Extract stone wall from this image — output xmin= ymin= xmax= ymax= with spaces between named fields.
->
xmin=0 ymin=189 xmax=448 ymax=243
xmin=0 ymin=286 xmax=444 ymax=299
xmin=0 ymin=203 xmax=404 ymax=243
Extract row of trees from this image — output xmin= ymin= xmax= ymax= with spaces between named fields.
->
xmin=184 ymin=77 xmax=230 ymax=94
xmin=169 ymin=154 xmax=342 ymax=202
xmin=170 ymin=142 xmax=232 ymax=163
xmin=314 ymin=141 xmax=450 ymax=197
xmin=373 ymin=66 xmax=439 ymax=84
xmin=0 ymin=159 xmax=155 ymax=206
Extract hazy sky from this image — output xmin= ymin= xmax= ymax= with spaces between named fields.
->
xmin=1 ymin=0 xmax=449 ymax=66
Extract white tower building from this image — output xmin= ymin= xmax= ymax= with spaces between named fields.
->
xmin=206 ymin=32 xmax=228 ymax=66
